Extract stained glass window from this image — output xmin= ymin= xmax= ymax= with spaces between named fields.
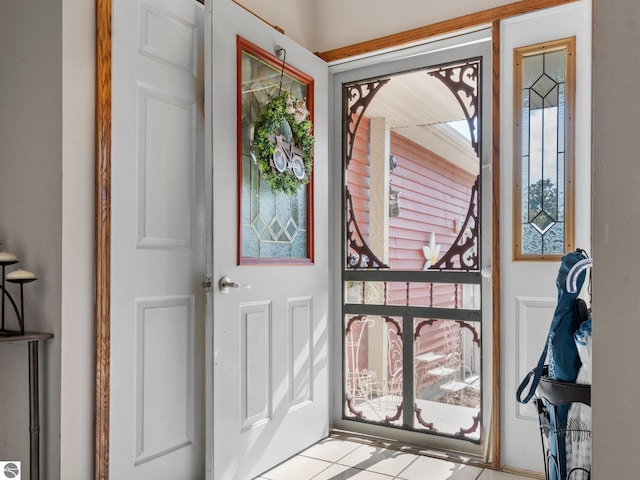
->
xmin=514 ymin=38 xmax=575 ymax=260
xmin=238 ymin=37 xmax=314 ymax=264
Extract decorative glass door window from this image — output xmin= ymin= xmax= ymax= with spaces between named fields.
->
xmin=237 ymin=37 xmax=314 ymax=264
xmin=513 ymin=38 xmax=575 ymax=260
xmin=342 ymin=58 xmax=487 ymax=443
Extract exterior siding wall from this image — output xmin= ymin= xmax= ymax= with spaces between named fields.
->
xmin=348 ymin=117 xmax=476 ymax=271
xmin=388 ymin=130 xmax=476 ymax=310
xmin=389 ymin=130 xmax=476 ymax=270
xmin=348 ymin=115 xmax=372 ymax=240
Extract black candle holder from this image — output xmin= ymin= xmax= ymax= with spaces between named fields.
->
xmin=0 ymin=253 xmax=37 ymax=336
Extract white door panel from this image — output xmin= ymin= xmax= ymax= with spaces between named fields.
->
xmin=111 ymin=0 xmax=205 ymax=478
xmin=205 ymin=1 xmax=329 ymax=478
xmin=500 ymin=1 xmax=592 ymax=472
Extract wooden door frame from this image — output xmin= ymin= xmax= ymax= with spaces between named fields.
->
xmin=94 ymin=0 xmax=578 ymax=478
xmin=95 ymin=0 xmax=111 ymax=477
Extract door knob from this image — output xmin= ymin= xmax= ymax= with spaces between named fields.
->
xmin=218 ymin=276 xmax=252 ymax=294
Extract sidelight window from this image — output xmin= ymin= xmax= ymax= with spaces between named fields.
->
xmin=513 ymin=38 xmax=576 ymax=260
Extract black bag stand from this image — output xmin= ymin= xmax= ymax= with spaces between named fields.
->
xmin=535 ymin=367 xmax=591 ymax=480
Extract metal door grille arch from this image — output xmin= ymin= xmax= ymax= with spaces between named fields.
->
xmin=344 ymin=61 xmax=482 ymax=273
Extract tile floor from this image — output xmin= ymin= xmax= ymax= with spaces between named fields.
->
xmin=255 ymin=436 xmax=538 ymax=480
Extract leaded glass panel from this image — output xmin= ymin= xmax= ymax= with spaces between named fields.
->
xmin=514 ymin=38 xmax=575 ymax=260
xmin=238 ymin=38 xmax=313 ymax=263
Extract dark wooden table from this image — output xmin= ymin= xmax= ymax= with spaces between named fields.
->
xmin=0 ymin=332 xmax=54 ymax=480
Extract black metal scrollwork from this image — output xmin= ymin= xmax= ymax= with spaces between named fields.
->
xmin=455 ymin=412 xmax=481 ymax=438
xmin=431 ymin=176 xmax=480 ymax=271
xmin=459 ymin=321 xmax=481 ymax=347
xmin=414 ymin=403 xmax=436 ymax=431
xmin=427 ymin=62 xmax=481 ymax=271
xmin=428 ymin=61 xmax=480 ymax=157
xmin=346 ymin=178 xmax=389 ymax=270
xmin=414 ymin=318 xmax=438 ymax=340
xmin=344 ymin=80 xmax=391 ymax=269
xmin=345 ymin=80 xmax=390 ymax=169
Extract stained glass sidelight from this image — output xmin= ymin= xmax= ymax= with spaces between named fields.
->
xmin=514 ymin=38 xmax=575 ymax=259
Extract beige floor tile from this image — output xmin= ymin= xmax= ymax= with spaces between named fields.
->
xmin=396 ymin=455 xmax=483 ymax=480
xmin=477 ymin=470 xmax=538 ymax=480
xmin=311 ymin=463 xmax=395 ymax=480
xmin=258 ymin=438 xmax=539 ymax=480
xmin=299 ymin=438 xmax=363 ymax=462
xmin=336 ymin=444 xmax=419 ymax=477
xmin=260 ymin=455 xmax=332 ymax=480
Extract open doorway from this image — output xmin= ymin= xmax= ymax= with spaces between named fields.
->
xmin=331 ymin=29 xmax=495 ymax=460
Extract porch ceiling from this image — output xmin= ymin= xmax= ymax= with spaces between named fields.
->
xmin=364 ymin=69 xmax=479 ymax=175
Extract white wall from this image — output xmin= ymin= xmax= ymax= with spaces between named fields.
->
xmin=0 ymin=1 xmax=63 ymax=478
xmin=235 ymin=0 xmax=515 ymax=53
xmin=592 ymin=0 xmax=640 ymax=476
xmin=311 ymin=0 xmax=514 ymax=52
xmin=232 ymin=0 xmax=316 ymax=50
xmin=60 ymin=0 xmax=95 ymax=477
xmin=0 ymin=0 xmax=94 ymax=479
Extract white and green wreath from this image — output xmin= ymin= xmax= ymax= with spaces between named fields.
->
xmin=252 ymin=92 xmax=314 ymax=196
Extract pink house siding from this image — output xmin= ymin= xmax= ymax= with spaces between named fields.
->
xmin=387 ymin=130 xmax=475 ymax=311
xmin=347 ymin=115 xmax=371 ymax=239
xmin=346 ymin=115 xmax=478 ymax=396
xmin=388 ymin=130 xmax=476 ymax=271
xmin=347 ymin=117 xmax=476 ymax=276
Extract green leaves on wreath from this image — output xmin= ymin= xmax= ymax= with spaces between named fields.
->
xmin=252 ymin=92 xmax=314 ymax=196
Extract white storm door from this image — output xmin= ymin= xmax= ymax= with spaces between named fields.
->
xmin=500 ymin=2 xmax=592 ymax=473
xmin=110 ymin=0 xmax=205 ymax=478
xmin=205 ymin=1 xmax=330 ymax=479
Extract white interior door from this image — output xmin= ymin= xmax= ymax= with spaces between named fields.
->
xmin=500 ymin=2 xmax=592 ymax=473
xmin=205 ymin=1 xmax=330 ymax=479
xmin=110 ymin=0 xmax=205 ymax=478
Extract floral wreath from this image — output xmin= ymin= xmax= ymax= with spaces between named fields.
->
xmin=252 ymin=92 xmax=314 ymax=196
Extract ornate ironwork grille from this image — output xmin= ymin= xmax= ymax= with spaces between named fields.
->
xmin=342 ymin=59 xmax=485 ymax=442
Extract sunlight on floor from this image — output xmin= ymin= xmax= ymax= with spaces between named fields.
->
xmin=254 ymin=437 xmax=538 ymax=480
